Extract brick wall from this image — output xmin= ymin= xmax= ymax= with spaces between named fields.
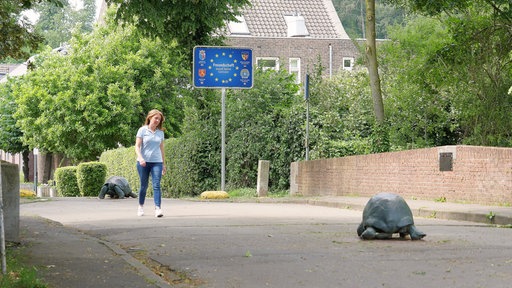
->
xmin=290 ymin=145 xmax=512 ymax=205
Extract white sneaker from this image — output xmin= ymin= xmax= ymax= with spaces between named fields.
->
xmin=155 ymin=207 xmax=163 ymax=218
xmin=137 ymin=206 xmax=144 ymax=216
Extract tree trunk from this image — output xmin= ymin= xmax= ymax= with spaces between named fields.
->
xmin=365 ymin=0 xmax=385 ymax=123
xmin=42 ymin=152 xmax=53 ymax=183
xmin=22 ymin=150 xmax=30 ymax=182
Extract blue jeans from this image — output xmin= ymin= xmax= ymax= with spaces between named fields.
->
xmin=137 ymin=161 xmax=163 ymax=208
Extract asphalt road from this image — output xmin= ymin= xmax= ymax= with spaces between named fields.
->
xmin=21 ymin=198 xmax=512 ymax=288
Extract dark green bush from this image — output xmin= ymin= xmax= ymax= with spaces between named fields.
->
xmin=77 ymin=162 xmax=107 ymax=197
xmin=54 ymin=166 xmax=80 ymax=197
xmin=164 ymin=135 xmax=218 ymax=197
xmin=312 ymin=138 xmax=372 ymax=159
xmin=225 ymin=69 xmax=303 ymax=191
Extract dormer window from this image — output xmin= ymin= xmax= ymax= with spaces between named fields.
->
xmin=284 ymin=13 xmax=309 ymax=37
xmin=228 ymin=15 xmax=250 ymax=35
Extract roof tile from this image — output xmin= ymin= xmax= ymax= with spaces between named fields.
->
xmin=230 ymin=0 xmax=350 ymax=39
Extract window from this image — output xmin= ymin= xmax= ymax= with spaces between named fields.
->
xmin=343 ymin=57 xmax=354 ymax=71
xmin=289 ymin=58 xmax=301 ymax=84
xmin=284 ymin=13 xmax=309 ymax=37
xmin=257 ymin=57 xmax=280 ymax=71
xmin=228 ymin=15 xmax=250 ymax=35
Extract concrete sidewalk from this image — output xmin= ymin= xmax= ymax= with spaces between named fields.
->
xmin=20 ymin=215 xmax=169 ymax=288
xmin=18 ymin=196 xmax=512 ymax=288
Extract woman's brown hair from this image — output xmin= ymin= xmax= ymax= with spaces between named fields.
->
xmin=144 ymin=109 xmax=165 ymax=130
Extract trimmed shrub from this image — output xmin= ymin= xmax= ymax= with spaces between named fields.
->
xmin=55 ymin=166 xmax=80 ymax=197
xmin=164 ymin=135 xmax=211 ymax=197
xmin=77 ymin=162 xmax=107 ymax=197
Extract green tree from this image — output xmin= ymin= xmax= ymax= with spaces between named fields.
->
xmin=0 ymin=79 xmax=31 ymax=181
xmin=308 ymin=69 xmax=374 ymax=158
xmin=0 ymin=0 xmax=63 ymax=61
xmin=33 ymin=0 xmax=96 ymax=48
xmin=105 ymin=0 xmax=250 ymax=56
xmin=379 ymin=16 xmax=461 ymax=149
xmin=333 ymin=0 xmax=406 ymax=39
xmin=226 ymin=69 xmax=302 ymax=190
xmin=384 ymin=0 xmax=512 ymax=146
xmin=13 ymin=13 xmax=188 ymax=161
xmin=440 ymin=7 xmax=512 ymax=146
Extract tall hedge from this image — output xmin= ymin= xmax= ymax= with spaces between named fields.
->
xmin=225 ymin=69 xmax=302 ymax=190
xmin=54 ymin=166 xmax=80 ymax=197
xmin=77 ymin=162 xmax=107 ymax=197
xmin=161 ymin=89 xmax=223 ymax=196
xmin=164 ymin=134 xmax=219 ymax=197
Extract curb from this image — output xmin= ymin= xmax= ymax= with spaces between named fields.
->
xmin=304 ymin=199 xmax=511 ymax=226
xmin=192 ymin=196 xmax=512 ymax=226
xmin=99 ymin=240 xmax=172 ymax=288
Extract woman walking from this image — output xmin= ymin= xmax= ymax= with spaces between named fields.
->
xmin=135 ymin=109 xmax=166 ymax=217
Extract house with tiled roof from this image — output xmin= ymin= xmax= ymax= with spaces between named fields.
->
xmin=225 ymin=0 xmax=360 ymax=84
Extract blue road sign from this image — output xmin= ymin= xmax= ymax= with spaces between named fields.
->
xmin=193 ymin=46 xmax=253 ymax=89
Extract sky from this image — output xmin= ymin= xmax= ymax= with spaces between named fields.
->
xmin=71 ymin=0 xmax=104 ymax=19
xmin=24 ymin=0 xmax=103 ymax=23
xmin=69 ymin=0 xmax=103 ymax=19
xmin=69 ymin=0 xmax=84 ymax=9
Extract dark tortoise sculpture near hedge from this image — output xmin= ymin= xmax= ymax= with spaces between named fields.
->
xmin=99 ymin=176 xmax=137 ymax=199
xmin=357 ymin=192 xmax=426 ymax=240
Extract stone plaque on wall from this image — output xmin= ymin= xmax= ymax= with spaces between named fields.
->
xmin=439 ymin=152 xmax=453 ymax=171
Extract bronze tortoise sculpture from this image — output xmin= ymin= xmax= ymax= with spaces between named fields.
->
xmin=357 ymin=192 xmax=426 ymax=240
xmin=99 ymin=176 xmax=137 ymax=199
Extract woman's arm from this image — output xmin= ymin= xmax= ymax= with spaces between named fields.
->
xmin=135 ymin=137 xmax=146 ymax=167
xmin=160 ymin=141 xmax=166 ymax=175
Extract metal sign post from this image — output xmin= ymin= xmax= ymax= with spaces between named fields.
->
xmin=304 ymin=74 xmax=310 ymax=161
xmin=221 ymin=88 xmax=226 ymax=191
xmin=0 ymin=161 xmax=6 ymax=274
xmin=33 ymin=148 xmax=38 ymax=194
xmin=192 ymin=46 xmax=253 ymax=191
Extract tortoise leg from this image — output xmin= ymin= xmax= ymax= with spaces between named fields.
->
xmin=360 ymin=227 xmax=377 ymax=240
xmin=409 ymin=225 xmax=426 ymax=240
xmin=113 ymin=186 xmax=125 ymax=199
xmin=357 ymin=223 xmax=365 ymax=236
xmin=98 ymin=185 xmax=108 ymax=199
xmin=398 ymin=227 xmax=408 ymax=239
